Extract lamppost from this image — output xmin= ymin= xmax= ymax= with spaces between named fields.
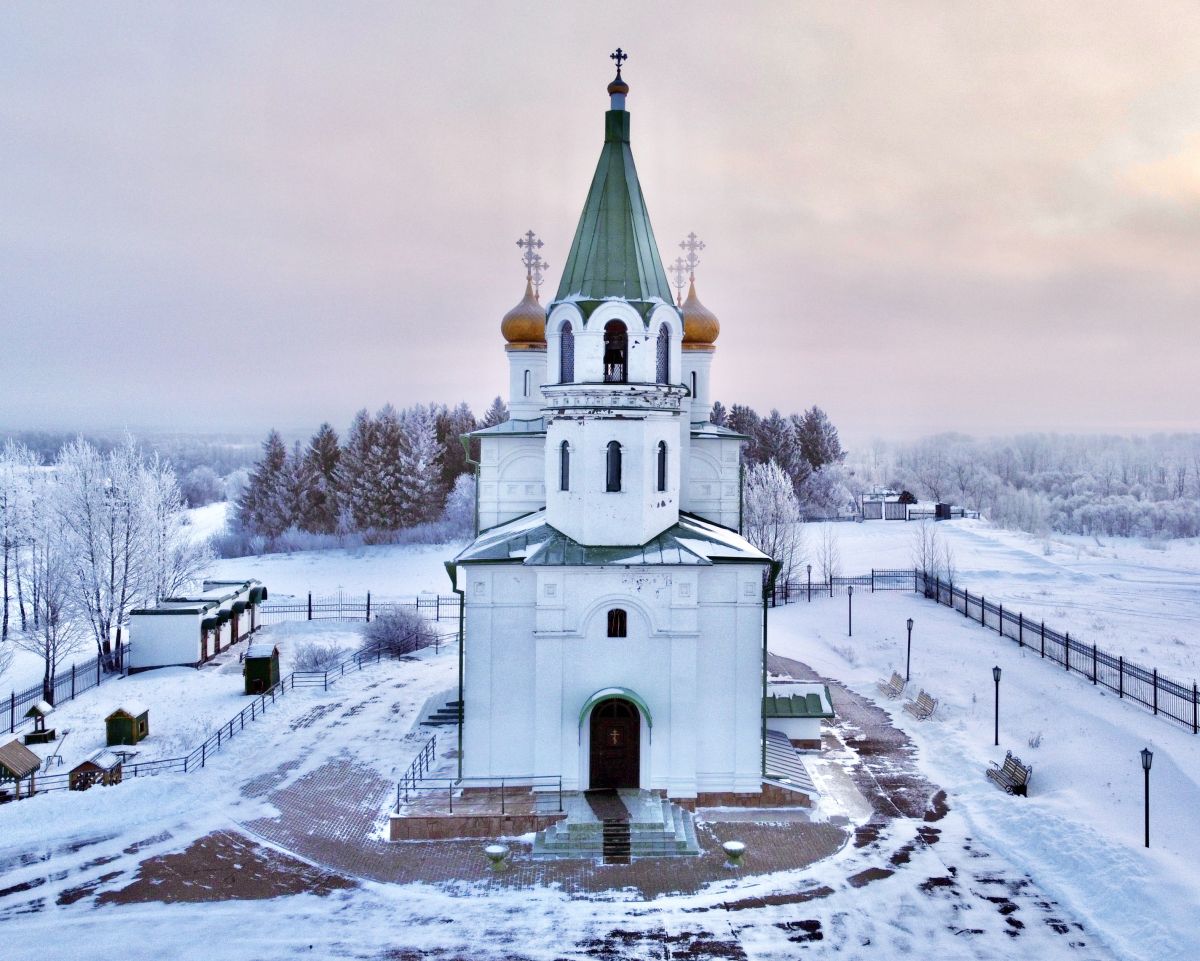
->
xmin=1141 ymin=748 xmax=1153 ymax=848
xmin=992 ymin=666 xmax=1002 ymax=746
xmin=847 ymin=585 xmax=854 ymax=637
xmin=807 ymin=565 xmax=812 ymax=603
xmin=906 ymin=618 xmax=914 ymax=682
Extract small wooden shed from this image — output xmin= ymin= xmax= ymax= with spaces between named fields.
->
xmin=106 ymin=704 xmax=150 ymax=746
xmin=243 ymin=641 xmax=280 ymax=695
xmin=24 ymin=701 xmax=57 ymax=745
xmin=0 ymin=739 xmax=41 ymax=800
xmin=70 ymin=750 xmax=124 ymax=791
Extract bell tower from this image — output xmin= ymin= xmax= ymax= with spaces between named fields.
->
xmin=542 ymin=53 xmax=686 ymax=547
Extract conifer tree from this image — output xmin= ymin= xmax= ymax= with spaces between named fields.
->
xmin=481 ymin=396 xmax=508 ymax=428
xmin=237 ymin=431 xmax=291 ymax=539
xmin=795 ymin=405 xmax=845 ymax=472
xmin=436 ymin=402 xmax=476 ymax=491
xmin=338 ymin=410 xmax=378 ymax=531
xmin=709 ymin=400 xmax=728 ymax=427
xmin=399 ymin=404 xmax=444 ymax=524
xmin=372 ymin=404 xmax=407 ymax=529
xmin=300 ymin=423 xmax=341 ymax=534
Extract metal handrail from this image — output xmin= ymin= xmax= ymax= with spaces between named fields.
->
xmin=397 ymin=774 xmax=564 ymax=815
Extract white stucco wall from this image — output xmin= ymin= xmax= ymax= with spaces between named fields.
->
xmin=684 ymin=435 xmax=742 ymax=530
xmin=129 ymin=613 xmax=202 ymax=670
xmin=477 ymin=435 xmax=547 ymax=530
xmin=461 ymin=560 xmax=766 ymax=797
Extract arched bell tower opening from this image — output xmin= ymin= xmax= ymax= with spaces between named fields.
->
xmin=603 ymin=321 xmax=628 ymax=383
xmin=588 ymin=697 xmax=641 ymax=790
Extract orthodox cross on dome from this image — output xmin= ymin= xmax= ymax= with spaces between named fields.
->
xmin=679 ymin=232 xmax=706 ymax=279
xmin=516 ymin=230 xmax=549 ymax=299
xmin=669 ymin=256 xmax=689 ymax=306
xmin=610 ymin=47 xmax=628 ymax=77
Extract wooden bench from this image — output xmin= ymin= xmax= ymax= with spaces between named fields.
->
xmin=986 ymin=750 xmax=1032 ymax=797
xmin=876 ymin=672 xmax=906 ymax=700
xmin=903 ymin=690 xmax=937 ymax=720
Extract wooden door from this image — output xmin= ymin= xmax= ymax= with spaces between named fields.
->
xmin=589 ymin=699 xmax=640 ymax=790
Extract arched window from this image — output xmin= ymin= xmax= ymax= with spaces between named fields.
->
xmin=607 ymin=608 xmax=627 ymax=638
xmin=606 ymin=441 xmax=622 ymax=492
xmin=523 ymin=369 xmax=531 ymax=397
xmin=603 ymin=321 xmax=628 ymax=383
xmin=559 ymin=322 xmax=574 ymax=383
xmin=657 ymin=441 xmax=667 ymax=492
xmin=656 ymin=324 xmax=670 ymax=383
xmin=559 ymin=440 xmax=570 ymax=491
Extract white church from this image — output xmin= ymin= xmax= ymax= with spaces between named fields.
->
xmin=448 ymin=57 xmax=775 ymax=805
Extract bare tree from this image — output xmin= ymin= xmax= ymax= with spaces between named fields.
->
xmin=815 ymin=523 xmax=841 ymax=585
xmin=742 ymin=461 xmax=804 ymax=585
xmin=13 ymin=481 xmax=86 ymax=703
xmin=142 ymin=453 xmax=211 ymax=606
xmin=1 ymin=441 xmax=37 ymax=642
xmin=911 ymin=518 xmax=942 ymax=581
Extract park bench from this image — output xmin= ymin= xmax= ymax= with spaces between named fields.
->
xmin=986 ymin=750 xmax=1032 ymax=797
xmin=903 ymin=690 xmax=938 ymax=721
xmin=876 ymin=671 xmax=906 ymax=700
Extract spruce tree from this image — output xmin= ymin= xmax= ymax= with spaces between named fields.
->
xmin=709 ymin=400 xmax=728 ymax=427
xmin=237 ymin=430 xmax=291 ymax=539
xmin=372 ymin=404 xmax=407 ymax=529
xmin=300 ymin=423 xmax=341 ymax=534
xmin=399 ymin=404 xmax=444 ymax=524
xmin=338 ymin=410 xmax=378 ymax=532
xmin=795 ymin=406 xmax=845 ymax=472
xmin=481 ymin=396 xmax=508 ymax=428
xmin=436 ymin=402 xmax=477 ymax=491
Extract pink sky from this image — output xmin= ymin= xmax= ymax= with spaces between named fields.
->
xmin=1 ymin=2 xmax=1197 ymax=447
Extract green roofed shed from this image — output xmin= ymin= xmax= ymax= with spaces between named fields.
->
xmin=244 ymin=641 xmax=280 ymax=695
xmin=106 ymin=704 xmax=149 ymax=746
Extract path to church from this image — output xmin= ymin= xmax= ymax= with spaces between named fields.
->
xmin=5 ymin=665 xmax=1110 ymax=956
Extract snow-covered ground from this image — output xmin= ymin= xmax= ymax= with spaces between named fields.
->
xmin=0 ymin=518 xmax=1197 ymax=960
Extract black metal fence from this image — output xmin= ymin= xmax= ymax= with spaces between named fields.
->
xmin=6 ymin=644 xmax=130 ymax=735
xmin=771 ymin=568 xmax=918 ymax=605
xmin=18 ymin=628 xmax=456 ymax=797
xmin=917 ymin=572 xmax=1199 ymax=736
xmin=256 ymin=592 xmax=460 ymax=626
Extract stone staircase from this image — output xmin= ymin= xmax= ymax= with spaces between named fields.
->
xmin=419 ymin=699 xmax=462 ymax=728
xmin=532 ymin=790 xmax=700 ymax=861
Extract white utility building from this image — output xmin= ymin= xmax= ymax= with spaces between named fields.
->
xmin=449 ymin=64 xmax=775 ymax=804
xmin=128 ymin=579 xmax=265 ymax=673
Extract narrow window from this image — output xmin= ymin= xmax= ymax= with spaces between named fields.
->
xmin=603 ymin=321 xmax=628 ymax=383
xmin=657 ymin=441 xmax=667 ymax=492
xmin=523 ymin=369 xmax=531 ymax=397
xmin=559 ymin=322 xmax=574 ymax=383
xmin=690 ymin=371 xmax=697 ymax=397
xmin=656 ymin=324 xmax=670 ymax=383
xmin=559 ymin=440 xmax=570 ymax=491
xmin=607 ymin=608 xmax=627 ymax=638
xmin=606 ymin=441 xmax=622 ymax=492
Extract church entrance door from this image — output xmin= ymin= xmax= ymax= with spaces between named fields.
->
xmin=589 ymin=698 xmax=640 ymax=790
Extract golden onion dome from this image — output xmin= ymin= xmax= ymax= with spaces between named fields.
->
xmin=681 ymin=279 xmax=720 ymax=346
xmin=500 ymin=278 xmax=546 ymax=345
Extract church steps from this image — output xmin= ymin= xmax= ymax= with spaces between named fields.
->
xmin=532 ymin=791 xmax=700 ymax=859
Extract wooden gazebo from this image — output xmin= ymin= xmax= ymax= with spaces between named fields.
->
xmin=70 ymin=750 xmax=124 ymax=791
xmin=0 ymin=739 xmax=41 ymax=801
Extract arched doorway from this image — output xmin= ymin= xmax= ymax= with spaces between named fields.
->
xmin=589 ymin=698 xmax=640 ymax=789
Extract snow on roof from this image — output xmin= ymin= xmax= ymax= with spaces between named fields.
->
xmin=25 ymin=700 xmax=54 ymax=717
xmin=76 ymin=749 xmax=122 ymax=772
xmin=454 ymin=510 xmax=769 ymax=568
xmin=108 ymin=703 xmax=149 ymax=719
xmin=469 ymin=417 xmax=546 ymax=437
xmin=245 ymin=642 xmax=278 ymax=659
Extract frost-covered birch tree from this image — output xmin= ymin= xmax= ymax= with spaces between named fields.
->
xmin=742 ymin=461 xmax=804 ymax=584
xmin=815 ymin=523 xmax=841 ymax=585
xmin=1 ymin=441 xmax=37 ymax=642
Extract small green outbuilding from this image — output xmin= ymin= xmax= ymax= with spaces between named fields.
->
xmin=243 ymin=641 xmax=280 ymax=695
xmin=106 ymin=704 xmax=150 ymax=746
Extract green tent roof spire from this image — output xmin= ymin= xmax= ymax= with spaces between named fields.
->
xmin=551 ymin=57 xmax=674 ymax=311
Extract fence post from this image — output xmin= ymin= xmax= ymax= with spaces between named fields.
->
xmin=1065 ymin=633 xmax=1070 ymax=672
xmin=201 ymin=743 xmax=206 ymax=768
xmin=980 ymin=595 xmax=986 ymax=627
xmin=501 ymin=778 xmax=506 ymax=815
xmin=71 ymin=663 xmax=76 ymax=700
xmin=308 ymin=592 xmax=313 ymax=621
xmin=829 ymin=577 xmax=833 ymax=599
xmin=9 ymin=692 xmax=13 ymax=734
xmin=998 ymin=604 xmax=1003 ymax=636
xmin=1119 ymin=656 xmax=1124 ymax=698
xmin=1018 ymin=612 xmax=1023 ymax=648
xmin=1040 ymin=621 xmax=1045 ymax=658
xmin=1092 ymin=644 xmax=1097 ymax=684
xmin=871 ymin=570 xmax=875 ymax=593
xmin=366 ymin=592 xmax=372 ymax=623
xmin=963 ymin=589 xmax=969 ymax=618
xmin=97 ymin=656 xmax=101 ymax=686
xmin=1193 ymin=683 xmax=1197 ymax=734
xmin=1153 ymin=670 xmax=1158 ymax=715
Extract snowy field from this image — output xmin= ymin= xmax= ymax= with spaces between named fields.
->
xmin=0 ymin=517 xmax=1197 ymax=959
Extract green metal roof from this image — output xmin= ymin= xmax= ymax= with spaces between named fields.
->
xmin=762 ymin=691 xmax=835 ymax=720
xmin=552 ymin=108 xmax=674 ymax=310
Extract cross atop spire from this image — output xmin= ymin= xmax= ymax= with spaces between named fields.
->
xmin=669 ymin=256 xmax=689 ymax=306
xmin=516 ymin=230 xmax=550 ymax=300
xmin=679 ymin=232 xmax=705 ymax=279
xmin=610 ymin=48 xmax=627 ymax=77
xmin=607 ymin=48 xmax=630 ymax=108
